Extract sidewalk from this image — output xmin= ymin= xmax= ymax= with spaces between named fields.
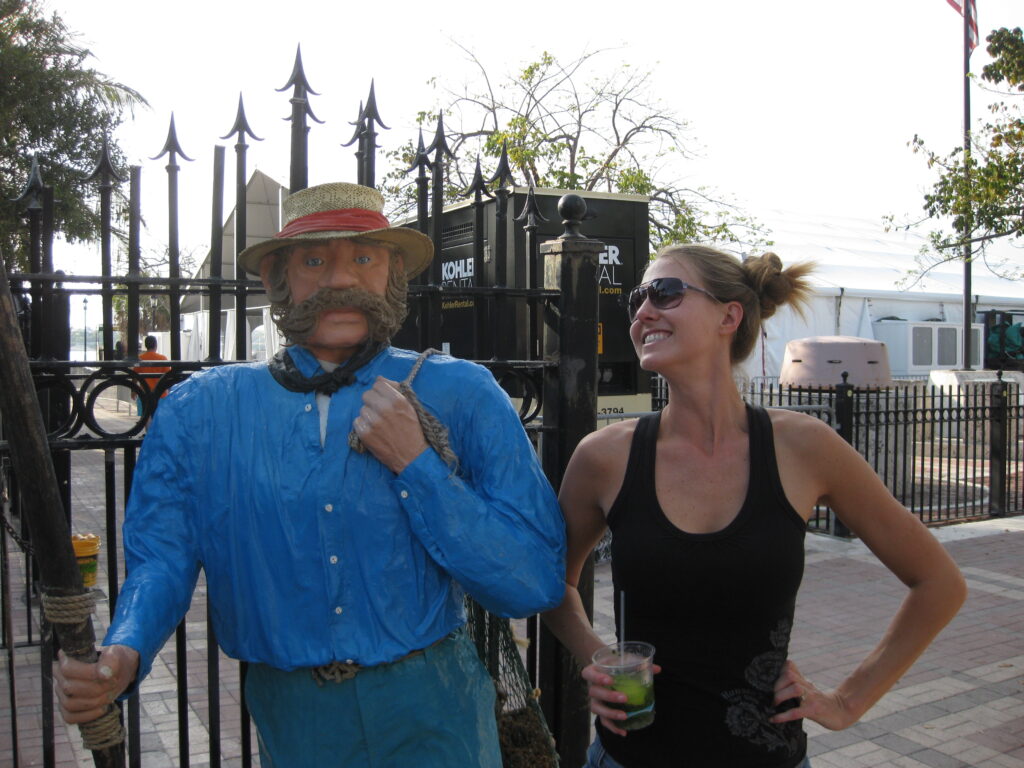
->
xmin=8 ymin=415 xmax=1024 ymax=767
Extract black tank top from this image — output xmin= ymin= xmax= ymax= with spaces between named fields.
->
xmin=597 ymin=404 xmax=807 ymax=768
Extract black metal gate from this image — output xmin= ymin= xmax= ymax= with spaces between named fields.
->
xmin=1 ymin=51 xmax=600 ymax=768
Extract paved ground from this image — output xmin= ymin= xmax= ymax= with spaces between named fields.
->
xmin=4 ymin=398 xmax=1023 ymax=767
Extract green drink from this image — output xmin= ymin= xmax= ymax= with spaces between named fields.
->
xmin=592 ymin=641 xmax=656 ymax=731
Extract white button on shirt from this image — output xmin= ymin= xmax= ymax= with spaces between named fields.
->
xmin=329 ymin=556 xmax=338 ymax=564
xmin=335 ymin=606 xmax=343 ymax=615
xmin=324 ymin=503 xmax=333 ymax=512
xmin=400 ymin=490 xmax=409 ymax=499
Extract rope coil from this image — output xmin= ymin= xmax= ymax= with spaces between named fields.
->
xmin=41 ymin=590 xmax=97 ymax=624
xmin=348 ymin=349 xmax=458 ymax=471
xmin=79 ymin=706 xmax=126 ymax=750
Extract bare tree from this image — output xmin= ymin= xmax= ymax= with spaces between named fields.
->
xmin=382 ymin=46 xmax=766 ymax=253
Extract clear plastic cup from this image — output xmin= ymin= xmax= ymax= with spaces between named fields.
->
xmin=592 ymin=641 xmax=655 ymax=730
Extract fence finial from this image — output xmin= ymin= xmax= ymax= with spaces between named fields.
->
xmin=557 ymin=194 xmax=587 ymax=239
xmin=85 ymin=139 xmax=124 ymax=185
xmin=486 ymin=140 xmax=515 ymax=190
xmin=12 ymin=154 xmax=46 ymax=209
xmin=151 ymin=113 xmax=193 ymax=162
xmin=461 ymin=157 xmax=491 ymax=199
xmin=515 ymin=184 xmax=548 ymax=228
xmin=424 ymin=114 xmax=453 ymax=160
xmin=277 ymin=44 xmax=323 ymax=124
xmin=221 ymin=93 xmax=262 ymax=143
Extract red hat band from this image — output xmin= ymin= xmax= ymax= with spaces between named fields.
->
xmin=275 ymin=208 xmax=391 ymax=240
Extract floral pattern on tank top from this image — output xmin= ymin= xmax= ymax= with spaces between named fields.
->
xmin=721 ymin=618 xmax=803 ymax=756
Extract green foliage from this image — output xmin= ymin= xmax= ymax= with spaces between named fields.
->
xmin=903 ymin=27 xmax=1024 ymax=279
xmin=0 ymin=0 xmax=146 ymax=269
xmin=381 ymin=47 xmax=765 ymax=254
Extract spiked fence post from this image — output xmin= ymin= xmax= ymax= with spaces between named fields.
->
xmin=85 ymin=141 xmax=123 ymax=360
xmin=342 ymin=100 xmax=366 ymax=185
xmin=515 ymin=185 xmax=548 ymax=359
xmin=487 ymin=142 xmax=515 ymax=359
xmin=278 ymin=45 xmax=322 ymax=193
xmin=461 ymin=158 xmax=491 ymax=359
xmin=125 ymin=168 xmax=141 ymax=362
xmin=12 ymin=156 xmax=45 ymax=358
xmin=206 ymin=146 xmax=225 ymax=363
xmin=359 ymin=82 xmax=388 ymax=187
xmin=410 ymin=130 xmax=430 ymax=235
xmin=221 ymin=94 xmax=262 ymax=361
xmin=152 ymin=114 xmax=193 ymax=360
xmin=421 ymin=116 xmax=452 ymax=349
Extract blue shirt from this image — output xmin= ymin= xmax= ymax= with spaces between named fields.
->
xmin=105 ymin=345 xmax=566 ymax=686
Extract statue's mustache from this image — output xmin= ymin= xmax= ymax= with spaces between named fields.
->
xmin=271 ymin=287 xmax=404 ymax=344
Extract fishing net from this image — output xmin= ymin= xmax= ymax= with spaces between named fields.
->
xmin=465 ymin=598 xmax=559 ymax=768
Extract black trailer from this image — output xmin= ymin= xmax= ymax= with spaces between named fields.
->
xmin=397 ymin=187 xmax=653 ymax=412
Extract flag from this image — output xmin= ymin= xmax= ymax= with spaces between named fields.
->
xmin=946 ymin=0 xmax=979 ymax=51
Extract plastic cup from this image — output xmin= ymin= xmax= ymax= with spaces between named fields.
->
xmin=71 ymin=533 xmax=100 ymax=587
xmin=592 ymin=641 xmax=655 ymax=730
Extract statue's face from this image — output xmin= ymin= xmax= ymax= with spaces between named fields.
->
xmin=261 ymin=238 xmax=402 ymax=363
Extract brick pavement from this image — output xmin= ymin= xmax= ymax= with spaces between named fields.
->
xmin=4 ymin=398 xmax=1023 ymax=767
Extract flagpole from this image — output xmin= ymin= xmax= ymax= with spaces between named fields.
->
xmin=961 ymin=0 xmax=973 ymax=369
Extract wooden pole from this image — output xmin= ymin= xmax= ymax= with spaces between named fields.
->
xmin=0 ymin=251 xmax=125 ymax=767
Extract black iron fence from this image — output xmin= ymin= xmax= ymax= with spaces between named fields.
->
xmin=743 ymin=375 xmax=1024 ymax=536
xmin=1 ymin=50 xmax=599 ymax=768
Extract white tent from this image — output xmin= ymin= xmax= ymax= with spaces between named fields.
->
xmin=737 ymin=211 xmax=1024 ymax=382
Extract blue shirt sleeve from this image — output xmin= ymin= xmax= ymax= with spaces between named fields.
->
xmin=391 ymin=363 xmax=566 ymax=618
xmin=104 ymin=380 xmax=204 ymax=690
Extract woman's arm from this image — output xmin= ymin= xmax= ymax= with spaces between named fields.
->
xmin=771 ymin=413 xmax=967 ymax=729
xmin=540 ymin=428 xmax=615 ymax=662
xmin=541 ymin=423 xmax=641 ymax=736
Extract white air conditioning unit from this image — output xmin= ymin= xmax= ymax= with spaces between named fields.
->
xmin=872 ymin=321 xmax=983 ymax=376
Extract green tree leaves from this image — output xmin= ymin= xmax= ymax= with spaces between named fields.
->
xmin=905 ymin=27 xmax=1024 ymax=279
xmin=1 ymin=0 xmax=146 ymax=268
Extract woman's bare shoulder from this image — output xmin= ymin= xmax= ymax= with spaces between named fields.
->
xmin=765 ymin=406 xmax=838 ymax=448
xmin=573 ymin=418 xmax=640 ymax=464
xmin=563 ymin=418 xmax=641 ymax=507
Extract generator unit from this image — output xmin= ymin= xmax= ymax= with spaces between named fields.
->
xmin=396 ymin=187 xmax=652 ymax=405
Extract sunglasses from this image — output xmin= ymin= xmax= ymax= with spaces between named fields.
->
xmin=626 ymin=277 xmax=719 ymax=322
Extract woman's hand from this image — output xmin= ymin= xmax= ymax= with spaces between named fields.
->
xmin=581 ymin=662 xmax=661 ymax=737
xmin=770 ymin=659 xmax=857 ymax=731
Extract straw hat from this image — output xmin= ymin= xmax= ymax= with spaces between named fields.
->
xmin=238 ymin=182 xmax=433 ymax=278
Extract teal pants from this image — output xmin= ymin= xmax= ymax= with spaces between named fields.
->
xmin=245 ymin=629 xmax=502 ymax=768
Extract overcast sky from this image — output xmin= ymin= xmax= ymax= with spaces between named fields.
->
xmin=39 ymin=0 xmax=1021 ymax=320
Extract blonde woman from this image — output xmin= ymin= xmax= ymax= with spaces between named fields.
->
xmin=542 ymin=245 xmax=966 ymax=768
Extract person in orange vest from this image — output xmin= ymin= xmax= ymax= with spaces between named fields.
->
xmin=131 ymin=335 xmax=170 ymax=417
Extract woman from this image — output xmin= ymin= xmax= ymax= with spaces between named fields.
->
xmin=541 ymin=245 xmax=966 ymax=768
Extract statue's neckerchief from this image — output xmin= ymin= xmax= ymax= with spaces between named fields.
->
xmin=267 ymin=341 xmax=386 ymax=395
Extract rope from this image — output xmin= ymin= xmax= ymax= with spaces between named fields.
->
xmin=41 ymin=591 xmax=97 ymax=624
xmin=42 ymin=592 xmax=124 ymax=749
xmin=79 ymin=706 xmax=126 ymax=750
xmin=348 ymin=349 xmax=458 ymax=471
xmin=310 ymin=660 xmax=360 ymax=687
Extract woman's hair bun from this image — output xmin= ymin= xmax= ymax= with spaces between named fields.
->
xmin=741 ymin=252 xmax=814 ymax=320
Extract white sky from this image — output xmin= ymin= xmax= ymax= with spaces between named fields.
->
xmin=38 ymin=0 xmax=1022 ymax=324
